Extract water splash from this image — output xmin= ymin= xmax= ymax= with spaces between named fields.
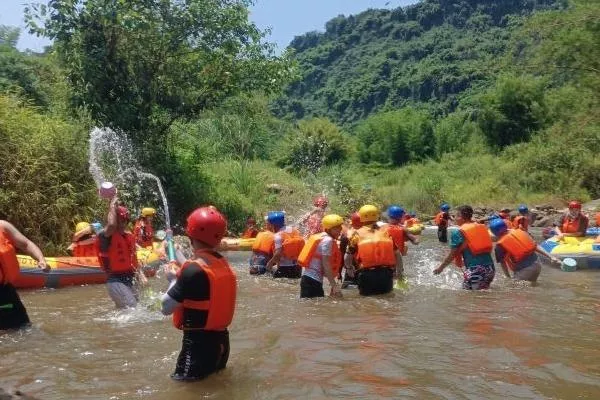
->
xmin=88 ymin=127 xmax=171 ymax=229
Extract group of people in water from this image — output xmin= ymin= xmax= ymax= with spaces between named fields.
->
xmin=1 ymin=193 xmax=599 ymax=381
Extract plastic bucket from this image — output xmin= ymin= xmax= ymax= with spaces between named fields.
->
xmin=561 ymin=258 xmax=577 ymax=272
xmin=99 ymin=182 xmax=116 ymax=199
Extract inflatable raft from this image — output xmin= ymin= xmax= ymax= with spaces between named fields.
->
xmin=539 ymin=237 xmax=600 ymax=269
xmin=219 ymin=237 xmax=256 ymax=251
xmin=15 ymin=247 xmax=164 ymax=289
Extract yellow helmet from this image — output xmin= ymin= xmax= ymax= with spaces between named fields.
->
xmin=142 ymin=207 xmax=156 ymax=217
xmin=321 ymin=214 xmax=344 ymax=230
xmin=75 ymin=222 xmax=90 ymax=233
xmin=359 ymin=204 xmax=380 ymax=223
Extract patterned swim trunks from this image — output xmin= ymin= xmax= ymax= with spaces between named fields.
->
xmin=463 ymin=264 xmax=495 ymax=290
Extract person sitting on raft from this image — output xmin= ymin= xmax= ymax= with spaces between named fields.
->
xmin=298 ymin=195 xmax=328 ymax=238
xmin=241 ymin=216 xmax=259 ymax=239
xmin=297 ymin=214 xmax=343 ymax=299
xmin=161 ymin=206 xmax=236 ymax=381
xmin=266 ymin=212 xmax=305 ymax=279
xmin=339 ymin=212 xmax=362 ymax=288
xmin=97 ymin=197 xmax=147 ymax=308
xmin=248 ymin=215 xmax=276 ymax=275
xmin=512 ymin=205 xmax=530 ymax=232
xmin=345 ymin=205 xmax=404 ymax=296
xmin=434 ymin=203 xmax=452 ymax=243
xmin=133 ymin=207 xmax=156 ymax=248
xmin=554 ymin=201 xmax=589 ymax=239
xmin=0 ymin=220 xmax=48 ymax=330
xmin=489 ymin=219 xmax=560 ymax=283
xmin=434 ymin=205 xmax=495 ymax=290
xmin=69 ymin=221 xmax=102 ymax=257
xmin=404 ymin=211 xmax=420 ymax=228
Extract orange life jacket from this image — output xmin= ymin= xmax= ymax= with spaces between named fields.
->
xmin=595 ymin=212 xmax=600 ymax=227
xmin=385 ymin=224 xmax=407 ymax=256
xmin=172 ymin=250 xmax=236 ymax=331
xmin=279 ymin=228 xmax=305 ymax=260
xmin=134 ymin=220 xmax=154 ymax=248
xmin=453 ymin=222 xmax=493 ymax=267
xmin=297 ymin=232 xmax=342 ymax=276
xmin=252 ymin=231 xmax=274 ymax=255
xmin=434 ymin=212 xmax=448 ymax=227
xmin=72 ymin=238 xmax=97 ymax=258
xmin=356 ymin=226 xmax=396 ymax=269
xmin=0 ymin=230 xmax=20 ymax=285
xmin=513 ymin=215 xmax=529 ymax=231
xmin=562 ymin=214 xmax=587 ymax=234
xmin=404 ymin=218 xmax=419 ymax=228
xmin=97 ymin=232 xmax=137 ymax=274
xmin=496 ymin=229 xmax=537 ymax=269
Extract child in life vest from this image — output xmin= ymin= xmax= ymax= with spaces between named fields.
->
xmin=490 ymin=219 xmax=560 ymax=282
xmin=434 ymin=203 xmax=452 ymax=243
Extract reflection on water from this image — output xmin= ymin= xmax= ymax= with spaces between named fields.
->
xmin=1 ymin=231 xmax=600 ymax=399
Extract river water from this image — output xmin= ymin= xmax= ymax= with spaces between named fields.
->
xmin=1 ymin=230 xmax=599 ymax=399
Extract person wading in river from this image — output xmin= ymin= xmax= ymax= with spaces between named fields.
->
xmin=97 ymin=197 xmax=146 ymax=308
xmin=161 ymin=206 xmax=236 ymax=381
xmin=434 ymin=205 xmax=496 ymax=290
xmin=0 ymin=220 xmax=48 ymax=330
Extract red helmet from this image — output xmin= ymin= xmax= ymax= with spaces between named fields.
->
xmin=313 ymin=195 xmax=328 ymax=209
xmin=117 ymin=206 xmax=130 ymax=221
xmin=568 ymin=201 xmax=582 ymax=210
xmin=350 ymin=212 xmax=362 ymax=229
xmin=186 ymin=206 xmax=227 ymax=247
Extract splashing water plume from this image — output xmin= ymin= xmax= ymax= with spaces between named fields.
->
xmin=88 ymin=127 xmax=171 ymax=229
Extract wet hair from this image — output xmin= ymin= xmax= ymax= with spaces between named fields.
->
xmin=457 ymin=205 xmax=473 ymax=220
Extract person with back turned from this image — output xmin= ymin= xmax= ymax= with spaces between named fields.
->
xmin=161 ymin=206 xmax=236 ymax=381
xmin=0 ymin=220 xmax=48 ymax=330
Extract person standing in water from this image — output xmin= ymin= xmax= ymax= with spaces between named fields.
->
xmin=339 ymin=212 xmax=362 ymax=288
xmin=512 ymin=205 xmax=530 ymax=232
xmin=248 ymin=214 xmax=276 ymax=275
xmin=298 ymin=195 xmax=329 ymax=238
xmin=161 ymin=206 xmax=236 ymax=381
xmin=345 ymin=205 xmax=403 ymax=296
xmin=133 ymin=207 xmax=156 ymax=248
xmin=434 ymin=205 xmax=495 ymax=290
xmin=97 ymin=197 xmax=146 ymax=308
xmin=266 ymin=212 xmax=305 ymax=278
xmin=0 ymin=220 xmax=48 ymax=330
xmin=489 ymin=219 xmax=561 ymax=283
xmin=297 ymin=214 xmax=344 ymax=298
xmin=434 ymin=203 xmax=452 ymax=243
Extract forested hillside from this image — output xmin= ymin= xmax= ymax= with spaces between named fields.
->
xmin=273 ymin=0 xmax=566 ymax=125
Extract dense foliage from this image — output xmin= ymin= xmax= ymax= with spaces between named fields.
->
xmin=0 ymin=0 xmax=598 ymax=251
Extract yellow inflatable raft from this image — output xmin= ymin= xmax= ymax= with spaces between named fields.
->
xmin=540 ymin=237 xmax=600 ymax=269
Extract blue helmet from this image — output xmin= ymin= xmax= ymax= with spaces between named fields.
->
xmin=387 ymin=205 xmax=405 ymax=220
xmin=518 ymin=204 xmax=528 ymax=214
xmin=440 ymin=203 xmax=450 ymax=212
xmin=267 ymin=211 xmax=285 ymax=227
xmin=489 ymin=218 xmax=508 ymax=237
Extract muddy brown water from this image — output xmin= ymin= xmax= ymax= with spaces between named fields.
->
xmin=1 ymin=230 xmax=599 ymax=399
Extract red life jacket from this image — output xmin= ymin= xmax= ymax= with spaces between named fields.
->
xmin=241 ymin=227 xmax=258 ymax=239
xmin=0 ymin=230 xmax=20 ymax=285
xmin=297 ymin=232 xmax=342 ymax=276
xmin=172 ymin=250 xmax=237 ymax=331
xmin=595 ymin=212 xmax=600 ymax=227
xmin=386 ymin=224 xmax=407 ymax=255
xmin=97 ymin=232 xmax=137 ymax=274
xmin=134 ymin=220 xmax=154 ymax=248
xmin=496 ymin=229 xmax=537 ymax=270
xmin=562 ymin=214 xmax=588 ymax=234
xmin=356 ymin=226 xmax=396 ymax=269
xmin=434 ymin=212 xmax=448 ymax=228
xmin=513 ymin=215 xmax=529 ymax=231
xmin=72 ymin=237 xmax=97 ymax=258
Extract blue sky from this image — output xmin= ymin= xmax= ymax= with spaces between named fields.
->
xmin=1 ymin=0 xmax=416 ymax=52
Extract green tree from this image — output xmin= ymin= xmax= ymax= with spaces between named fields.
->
xmin=25 ymin=0 xmax=296 ymax=143
xmin=277 ymin=118 xmax=348 ymax=173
